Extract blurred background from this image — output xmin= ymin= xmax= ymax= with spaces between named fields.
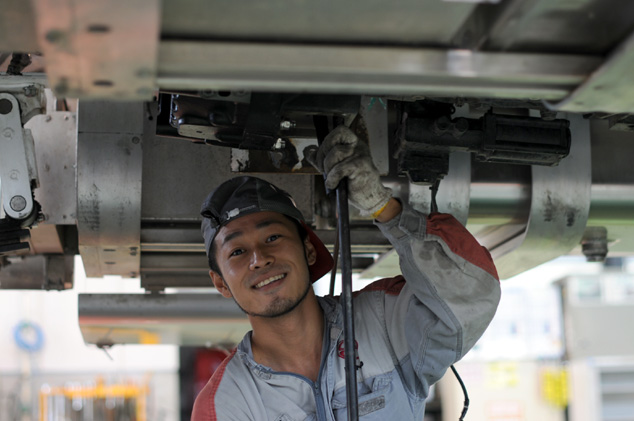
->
xmin=3 ymin=255 xmax=634 ymax=420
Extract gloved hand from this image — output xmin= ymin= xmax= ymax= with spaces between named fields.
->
xmin=306 ymin=125 xmax=391 ymax=216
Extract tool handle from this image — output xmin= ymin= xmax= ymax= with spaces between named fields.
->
xmin=313 ymin=114 xmax=359 ymax=420
xmin=336 ymin=180 xmax=359 ymax=421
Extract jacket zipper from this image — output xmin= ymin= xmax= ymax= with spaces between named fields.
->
xmin=263 ymin=321 xmax=333 ymax=420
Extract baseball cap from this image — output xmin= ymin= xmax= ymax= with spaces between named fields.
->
xmin=201 ymin=176 xmax=333 ymax=282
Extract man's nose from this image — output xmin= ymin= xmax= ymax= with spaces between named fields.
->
xmin=249 ymin=246 xmax=273 ymax=270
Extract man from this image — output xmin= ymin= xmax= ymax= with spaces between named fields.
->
xmin=192 ymin=126 xmax=501 ymax=420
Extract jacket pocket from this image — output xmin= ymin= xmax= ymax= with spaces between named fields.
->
xmin=332 ymin=374 xmax=392 ymax=417
xmin=274 ymin=414 xmax=316 ymax=421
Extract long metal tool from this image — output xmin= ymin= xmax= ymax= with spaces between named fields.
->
xmin=313 ymin=115 xmax=359 ymax=420
xmin=336 ymin=180 xmax=359 ymax=420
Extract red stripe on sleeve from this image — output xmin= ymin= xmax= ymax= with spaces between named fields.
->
xmin=191 ymin=348 xmax=238 ymax=421
xmin=358 ymin=275 xmax=406 ymax=296
xmin=426 ymin=213 xmax=499 ymax=281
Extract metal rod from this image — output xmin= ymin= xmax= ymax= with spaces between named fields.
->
xmin=329 ymin=222 xmax=339 ymax=297
xmin=337 ymin=180 xmax=359 ymax=421
xmin=312 ymin=114 xmax=358 ymax=420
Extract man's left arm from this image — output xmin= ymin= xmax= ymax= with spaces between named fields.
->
xmin=308 ymin=126 xmax=501 ymax=392
xmin=376 ymin=200 xmax=500 ymax=350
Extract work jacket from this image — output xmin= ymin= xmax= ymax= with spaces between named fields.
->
xmin=192 ymin=202 xmax=501 ymax=420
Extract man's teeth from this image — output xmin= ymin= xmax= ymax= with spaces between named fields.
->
xmin=254 ymin=274 xmax=285 ymax=289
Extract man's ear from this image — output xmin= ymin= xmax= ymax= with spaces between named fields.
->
xmin=209 ymin=270 xmax=232 ymax=298
xmin=304 ymin=236 xmax=317 ymax=266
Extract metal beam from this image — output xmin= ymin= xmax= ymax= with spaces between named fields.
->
xmin=157 ymin=41 xmax=602 ymax=100
xmin=548 ymin=29 xmax=634 ymax=113
xmin=78 ymin=293 xmax=249 ymax=346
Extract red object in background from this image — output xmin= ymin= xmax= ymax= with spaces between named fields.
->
xmin=194 ymin=348 xmax=231 ymax=395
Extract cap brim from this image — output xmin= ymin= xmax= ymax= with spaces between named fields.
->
xmin=301 ymin=221 xmax=334 ymax=283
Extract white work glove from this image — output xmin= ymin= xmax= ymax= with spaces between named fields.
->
xmin=306 ymin=125 xmax=391 ymax=216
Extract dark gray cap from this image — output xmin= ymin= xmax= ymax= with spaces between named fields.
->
xmin=201 ymin=176 xmax=333 ymax=282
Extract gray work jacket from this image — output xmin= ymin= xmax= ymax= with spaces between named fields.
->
xmin=192 ymin=202 xmax=501 ymax=420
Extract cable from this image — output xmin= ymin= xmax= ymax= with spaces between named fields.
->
xmin=450 ymin=365 xmax=469 ymax=421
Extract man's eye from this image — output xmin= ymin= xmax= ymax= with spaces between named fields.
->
xmin=267 ymin=234 xmax=281 ymax=243
xmin=229 ymin=249 xmax=244 ymax=257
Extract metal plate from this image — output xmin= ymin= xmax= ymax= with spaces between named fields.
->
xmin=25 ymin=111 xmax=77 ymax=225
xmin=161 ymin=0 xmax=477 ymax=45
xmin=360 ymin=96 xmax=389 ymax=176
xmin=408 ymin=151 xmax=471 ymax=225
xmin=548 ymin=30 xmax=634 ymax=113
xmin=476 ymin=0 xmax=634 ymax=54
xmin=30 ymin=0 xmax=160 ymax=99
xmin=0 ymin=0 xmax=39 ymax=52
xmin=77 ymin=101 xmax=145 ymax=277
xmin=492 ymin=114 xmax=592 ymax=279
xmin=141 ymin=136 xmax=315 ymax=221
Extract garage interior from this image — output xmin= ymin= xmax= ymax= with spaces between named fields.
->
xmin=2 ymin=0 xmax=634 ymax=419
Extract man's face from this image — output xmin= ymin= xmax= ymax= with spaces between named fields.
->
xmin=209 ymin=211 xmax=317 ymax=318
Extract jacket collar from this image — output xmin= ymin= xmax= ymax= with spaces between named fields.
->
xmin=236 ymin=296 xmax=343 ymax=376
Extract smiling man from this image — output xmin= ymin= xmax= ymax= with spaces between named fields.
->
xmin=192 ymin=126 xmax=501 ymax=420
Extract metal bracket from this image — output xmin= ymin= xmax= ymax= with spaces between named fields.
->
xmin=409 ymin=151 xmax=471 ymax=225
xmin=0 ymin=93 xmax=38 ymax=220
xmin=490 ymin=114 xmax=592 ymax=279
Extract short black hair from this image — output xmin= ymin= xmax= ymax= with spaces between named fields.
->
xmin=207 ymin=215 xmax=307 ymax=277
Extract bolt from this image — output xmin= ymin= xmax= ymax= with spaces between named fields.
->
xmin=45 ymin=115 xmax=52 ymax=122
xmin=540 ymin=109 xmax=558 ymax=121
xmin=3 ymin=128 xmax=13 ymax=138
xmin=431 ymin=116 xmax=451 ymax=135
xmin=87 ymin=24 xmax=110 ymax=33
xmin=131 ymin=136 xmax=140 ymax=144
xmin=9 ymin=170 xmax=19 ymax=180
xmin=273 ymin=138 xmax=285 ymax=150
xmin=581 ymin=227 xmax=608 ymax=262
xmin=0 ymin=98 xmax=13 ymax=115
xmin=23 ymin=86 xmax=38 ymax=97
xmin=199 ymin=89 xmax=216 ymax=98
xmin=45 ymin=29 xmax=65 ymax=43
xmin=452 ymin=118 xmax=469 ymax=138
xmin=10 ymin=196 xmax=26 ymax=212
xmin=280 ymin=120 xmax=296 ymax=130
